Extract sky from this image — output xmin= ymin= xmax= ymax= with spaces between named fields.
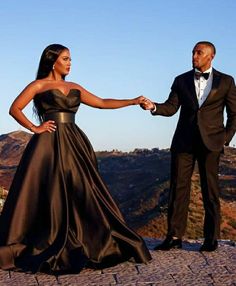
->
xmin=0 ymin=0 xmax=236 ymax=151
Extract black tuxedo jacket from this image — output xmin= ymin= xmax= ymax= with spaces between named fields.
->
xmin=152 ymin=69 xmax=236 ymax=152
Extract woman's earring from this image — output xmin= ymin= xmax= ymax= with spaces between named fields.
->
xmin=52 ymin=65 xmax=55 ymax=70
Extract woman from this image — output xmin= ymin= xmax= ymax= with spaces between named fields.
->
xmin=0 ymin=44 xmax=151 ymax=273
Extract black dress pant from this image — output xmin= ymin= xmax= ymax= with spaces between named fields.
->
xmin=167 ymin=134 xmax=221 ymax=240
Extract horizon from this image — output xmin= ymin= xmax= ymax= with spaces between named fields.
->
xmin=1 ymin=129 xmax=172 ymax=152
xmin=2 ymin=129 xmax=236 ymax=153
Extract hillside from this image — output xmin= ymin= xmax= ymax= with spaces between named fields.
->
xmin=0 ymin=131 xmax=32 ymax=189
xmin=0 ymin=131 xmax=236 ymax=240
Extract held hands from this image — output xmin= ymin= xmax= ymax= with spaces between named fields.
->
xmin=31 ymin=120 xmax=57 ymax=134
xmin=133 ymin=96 xmax=155 ymax=110
xmin=139 ymin=97 xmax=155 ymax=111
xmin=133 ymin=96 xmax=148 ymax=105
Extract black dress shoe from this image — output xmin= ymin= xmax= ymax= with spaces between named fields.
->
xmin=200 ymin=239 xmax=218 ymax=252
xmin=154 ymin=237 xmax=182 ymax=251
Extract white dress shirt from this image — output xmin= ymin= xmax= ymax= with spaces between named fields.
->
xmin=151 ymin=67 xmax=213 ymax=113
xmin=194 ymin=67 xmax=213 ymax=107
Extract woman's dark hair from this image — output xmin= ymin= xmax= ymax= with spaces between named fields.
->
xmin=34 ymin=44 xmax=69 ymax=122
xmin=36 ymin=43 xmax=68 ymax=79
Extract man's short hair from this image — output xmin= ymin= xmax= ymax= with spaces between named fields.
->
xmin=194 ymin=41 xmax=216 ymax=55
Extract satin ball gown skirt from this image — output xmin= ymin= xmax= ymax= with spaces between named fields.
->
xmin=0 ymin=101 xmax=151 ymax=273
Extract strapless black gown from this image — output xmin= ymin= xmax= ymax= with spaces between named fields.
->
xmin=0 ymin=89 xmax=151 ymax=273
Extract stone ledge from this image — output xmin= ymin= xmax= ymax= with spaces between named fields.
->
xmin=0 ymin=238 xmax=235 ymax=285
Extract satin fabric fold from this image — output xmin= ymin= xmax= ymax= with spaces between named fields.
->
xmin=0 ymin=89 xmax=151 ymax=273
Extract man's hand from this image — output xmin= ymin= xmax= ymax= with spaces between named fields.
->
xmin=140 ymin=97 xmax=155 ymax=111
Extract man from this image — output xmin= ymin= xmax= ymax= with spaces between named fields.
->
xmin=141 ymin=41 xmax=236 ymax=251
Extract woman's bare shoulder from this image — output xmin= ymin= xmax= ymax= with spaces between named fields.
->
xmin=67 ymin=82 xmax=83 ymax=89
xmin=69 ymin=82 xmax=91 ymax=95
xmin=25 ymin=79 xmax=59 ymax=95
xmin=23 ymin=80 xmax=48 ymax=92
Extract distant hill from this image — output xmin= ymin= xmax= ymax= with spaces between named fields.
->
xmin=0 ymin=131 xmax=32 ymax=189
xmin=0 ymin=131 xmax=236 ymax=240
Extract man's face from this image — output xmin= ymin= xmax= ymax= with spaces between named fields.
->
xmin=192 ymin=44 xmax=214 ymax=72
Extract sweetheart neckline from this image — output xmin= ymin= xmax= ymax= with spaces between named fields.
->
xmin=37 ymin=88 xmax=80 ymax=97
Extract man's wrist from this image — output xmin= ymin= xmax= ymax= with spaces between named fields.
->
xmin=150 ymin=104 xmax=156 ymax=113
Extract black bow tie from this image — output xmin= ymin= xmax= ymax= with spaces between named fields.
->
xmin=195 ymin=72 xmax=210 ymax=80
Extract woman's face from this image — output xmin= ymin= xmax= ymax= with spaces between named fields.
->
xmin=54 ymin=49 xmax=71 ymax=76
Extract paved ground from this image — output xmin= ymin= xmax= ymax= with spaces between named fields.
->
xmin=0 ymin=238 xmax=235 ymax=285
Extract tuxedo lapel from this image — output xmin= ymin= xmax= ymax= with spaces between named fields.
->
xmin=186 ymin=70 xmax=199 ymax=107
xmin=200 ymin=69 xmax=221 ymax=107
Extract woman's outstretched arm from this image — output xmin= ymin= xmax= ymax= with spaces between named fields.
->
xmin=78 ymin=84 xmax=146 ymax=109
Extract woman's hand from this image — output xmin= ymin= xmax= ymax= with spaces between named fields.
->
xmin=131 ymin=96 xmax=146 ymax=105
xmin=31 ymin=120 xmax=57 ymax=134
